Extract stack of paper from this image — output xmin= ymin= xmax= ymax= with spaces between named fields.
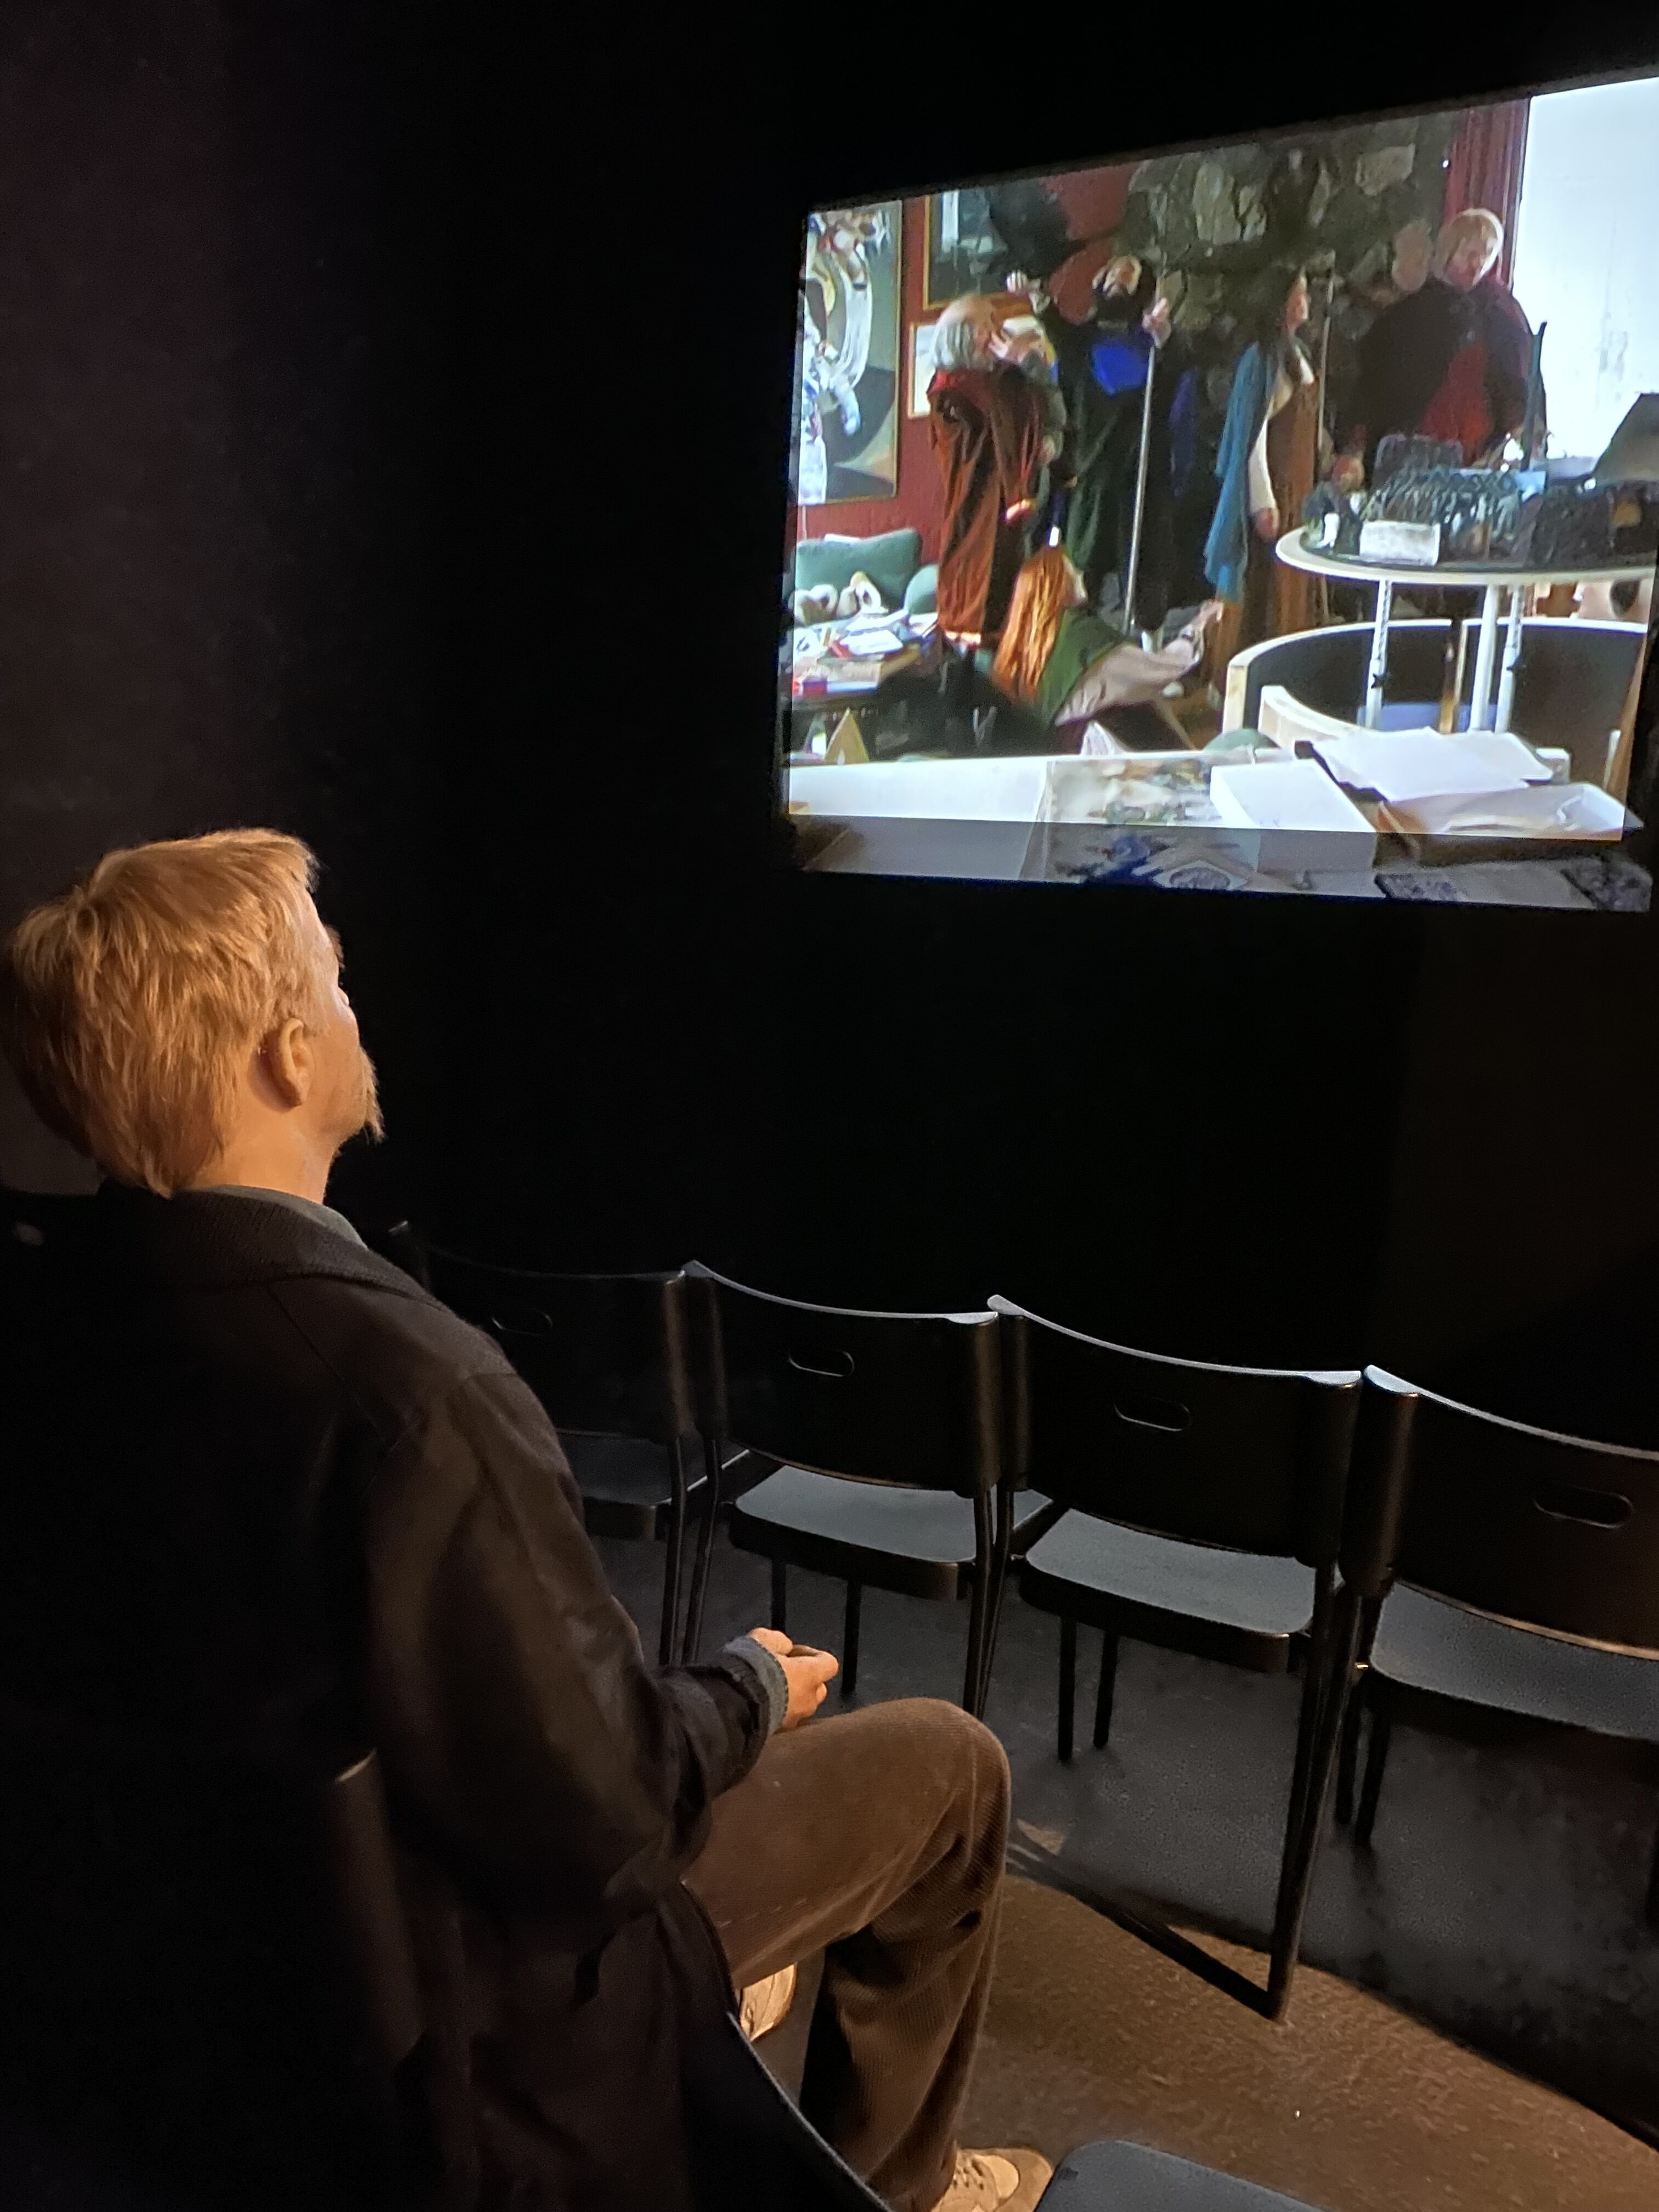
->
xmin=1308 ymin=729 xmax=1553 ymax=803
xmin=1389 ymin=783 xmax=1628 ymax=839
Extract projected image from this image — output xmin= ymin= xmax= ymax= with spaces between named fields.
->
xmin=781 ymin=79 xmax=1659 ymax=909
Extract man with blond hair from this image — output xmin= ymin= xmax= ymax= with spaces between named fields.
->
xmin=1330 ymin=206 xmax=1539 ymax=490
xmin=0 ymin=832 xmax=1049 ymax=2212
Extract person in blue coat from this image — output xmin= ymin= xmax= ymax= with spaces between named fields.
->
xmin=1204 ymin=267 xmax=1321 ymax=675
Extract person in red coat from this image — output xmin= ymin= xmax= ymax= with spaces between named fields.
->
xmin=1331 ymin=208 xmax=1538 ymax=489
xmin=927 ymin=296 xmax=1051 ymax=646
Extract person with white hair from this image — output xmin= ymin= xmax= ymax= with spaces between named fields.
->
xmin=926 ymin=294 xmax=1052 ymax=644
xmin=1330 ymin=206 xmax=1539 ymax=490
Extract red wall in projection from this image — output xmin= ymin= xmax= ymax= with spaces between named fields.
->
xmin=794 ymin=168 xmax=1137 ymax=567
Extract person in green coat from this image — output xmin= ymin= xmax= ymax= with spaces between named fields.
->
xmin=991 ymin=545 xmax=1222 ymax=738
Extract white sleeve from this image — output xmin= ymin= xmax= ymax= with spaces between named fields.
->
xmin=1246 ymin=412 xmax=1275 ymax=519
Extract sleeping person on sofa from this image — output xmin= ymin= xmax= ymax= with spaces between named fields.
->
xmin=990 ymin=546 xmax=1222 ymax=739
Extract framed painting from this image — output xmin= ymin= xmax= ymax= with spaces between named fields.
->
xmin=797 ymin=201 xmax=902 ymax=505
xmin=923 ymin=187 xmax=1004 ymax=307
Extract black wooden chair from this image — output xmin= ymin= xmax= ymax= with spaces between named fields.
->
xmin=0 ymin=1704 xmax=432 ymax=2212
xmin=423 ymin=1249 xmax=716 ymax=1664
xmin=681 ymin=1265 xmax=1052 ymax=1717
xmin=995 ymin=1295 xmax=1362 ymax=2017
xmin=1032 ymin=2141 xmax=1329 ymax=2208
xmin=1333 ymin=1367 xmax=1659 ymax=1925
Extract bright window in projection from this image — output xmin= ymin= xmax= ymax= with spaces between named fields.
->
xmin=781 ymin=77 xmax=1659 ymax=912
xmin=1511 ymin=77 xmax=1659 ymax=465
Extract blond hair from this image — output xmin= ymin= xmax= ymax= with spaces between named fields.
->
xmin=993 ymin=546 xmax=1085 ymax=703
xmin=0 ymin=830 xmax=336 ymax=1194
xmin=1431 ymin=207 xmax=1503 ymax=280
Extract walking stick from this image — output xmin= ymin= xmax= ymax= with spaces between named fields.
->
xmin=1122 ymin=326 xmax=1159 ymax=637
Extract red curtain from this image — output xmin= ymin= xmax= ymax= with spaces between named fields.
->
xmin=1443 ymin=100 xmax=1532 ymax=284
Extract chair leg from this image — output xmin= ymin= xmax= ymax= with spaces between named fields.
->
xmin=962 ymin=1492 xmax=993 ymax=1717
xmin=658 ymin=1437 xmax=689 ymax=1668
xmin=1355 ymin=1703 xmax=1392 ymax=1848
xmin=842 ymin=1582 xmax=862 ymax=1701
xmin=770 ymin=1558 xmax=788 ymax=1635
xmin=972 ymin=1479 xmax=1018 ymax=1716
xmin=680 ymin=1432 xmax=724 ymax=1664
xmin=1334 ymin=1591 xmax=1384 ymax=1827
xmin=1265 ymin=1583 xmax=1364 ymax=2021
xmin=1335 ymin=1683 xmax=1364 ymax=1827
xmin=1058 ymin=1616 xmax=1077 ymax=1764
xmin=1285 ymin=1565 xmax=1335 ymax=1844
xmin=1092 ymin=1632 xmax=1120 ymax=1748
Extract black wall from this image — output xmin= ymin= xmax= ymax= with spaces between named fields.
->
xmin=1 ymin=9 xmax=1656 ymax=1412
xmin=0 ymin=4 xmax=442 ymax=1215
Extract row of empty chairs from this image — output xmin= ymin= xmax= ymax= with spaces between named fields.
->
xmin=410 ymin=1235 xmax=1659 ymax=2027
xmin=5 ymin=1194 xmax=1652 ymax=2209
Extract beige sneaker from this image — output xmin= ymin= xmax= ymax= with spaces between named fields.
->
xmin=929 ymin=2146 xmax=1054 ymax=2211
xmin=737 ymin=1962 xmax=797 ymax=2041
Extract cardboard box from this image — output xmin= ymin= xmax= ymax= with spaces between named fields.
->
xmin=1208 ymin=758 xmax=1378 ymax=874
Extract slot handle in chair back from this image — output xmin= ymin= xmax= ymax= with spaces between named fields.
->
xmin=684 ymin=1265 xmax=1015 ymax=1713
xmin=995 ymin=1295 xmax=1363 ymax=2018
xmin=1335 ymin=1369 xmax=1659 ymax=1897
xmin=1351 ymin=1367 xmax=1659 ymax=1646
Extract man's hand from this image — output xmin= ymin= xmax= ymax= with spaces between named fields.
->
xmin=1142 ymin=296 xmax=1172 ymax=348
xmin=1190 ymin=598 xmax=1226 ymax=633
xmin=747 ymin=1627 xmax=839 ymax=1726
xmin=1005 ymin=268 xmax=1048 ymax=312
xmin=1252 ymin=505 xmax=1280 ymax=541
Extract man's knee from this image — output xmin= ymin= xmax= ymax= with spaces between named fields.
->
xmin=879 ymin=1698 xmax=1011 ymax=1831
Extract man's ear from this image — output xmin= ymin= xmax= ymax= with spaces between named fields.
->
xmin=259 ymin=1018 xmax=313 ymax=1109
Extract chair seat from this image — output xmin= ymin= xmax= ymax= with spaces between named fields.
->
xmin=1368 ymin=1584 xmax=1659 ymax=1745
xmin=565 ymin=1434 xmax=703 ymax=1542
xmin=1020 ymin=1513 xmax=1314 ymax=1674
xmin=1038 ymin=2138 xmax=1323 ymax=2208
xmin=729 ymin=1469 xmax=1054 ymax=1601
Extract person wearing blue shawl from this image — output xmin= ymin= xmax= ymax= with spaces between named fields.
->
xmin=1204 ymin=267 xmax=1320 ymax=677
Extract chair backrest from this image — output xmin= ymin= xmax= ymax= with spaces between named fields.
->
xmin=992 ymin=1296 xmax=1361 ymax=1565
xmin=1256 ymin=682 xmax=1363 ymax=753
xmin=426 ymin=1248 xmax=698 ymax=1444
xmin=1342 ymin=1366 xmax=1659 ymax=1650
xmin=691 ymin=1263 xmax=1002 ymax=1499
xmin=0 ymin=1705 xmax=428 ymax=2210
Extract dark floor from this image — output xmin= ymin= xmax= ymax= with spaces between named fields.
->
xmin=596 ymin=1522 xmax=1659 ymax=2188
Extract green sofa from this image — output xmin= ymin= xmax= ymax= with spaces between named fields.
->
xmin=793 ymin=528 xmax=938 ymax=619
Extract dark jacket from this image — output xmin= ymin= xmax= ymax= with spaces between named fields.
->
xmin=1338 ymin=275 xmax=1533 ymax=477
xmin=0 ymin=1183 xmax=779 ymax=2211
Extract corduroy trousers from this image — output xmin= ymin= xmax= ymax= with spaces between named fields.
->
xmin=686 ymin=1698 xmax=1012 ymax=2212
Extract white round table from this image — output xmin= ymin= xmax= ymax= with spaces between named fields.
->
xmin=1275 ymin=530 xmax=1653 ymax=732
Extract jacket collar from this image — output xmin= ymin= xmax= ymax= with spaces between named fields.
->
xmin=88 ymin=1181 xmax=437 ymax=1302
